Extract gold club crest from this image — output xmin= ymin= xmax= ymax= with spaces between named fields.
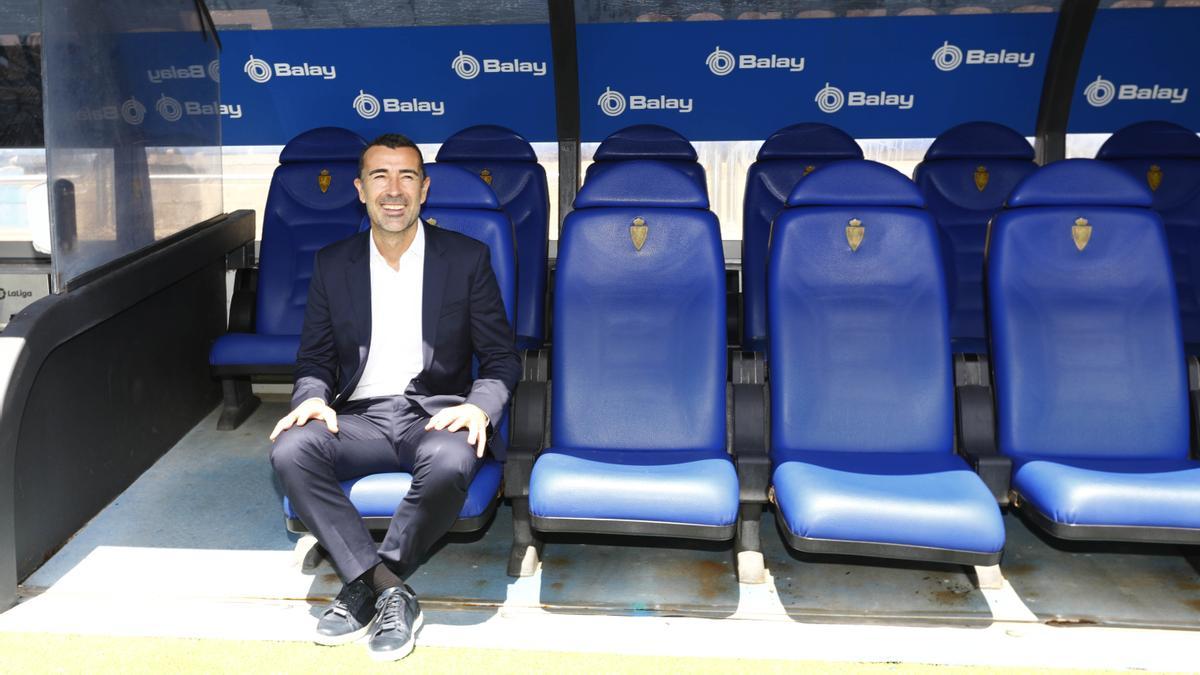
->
xmin=974 ymin=165 xmax=989 ymax=192
xmin=317 ymin=169 xmax=332 ymax=193
xmin=846 ymin=218 xmax=865 ymax=252
xmin=1072 ymin=217 xmax=1092 ymax=252
xmin=1147 ymin=164 xmax=1162 ymax=192
xmin=426 ymin=217 xmax=438 ymax=227
xmin=480 ymin=168 xmax=494 ymax=186
xmin=803 ymin=165 xmax=816 ymax=176
xmin=630 ymin=216 xmax=648 ymax=251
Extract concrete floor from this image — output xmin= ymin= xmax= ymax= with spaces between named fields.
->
xmin=2 ymin=396 xmax=1199 ymax=670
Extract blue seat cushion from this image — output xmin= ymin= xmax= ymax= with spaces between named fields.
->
xmin=772 ymin=451 xmax=1005 ymax=554
xmin=283 ymin=458 xmax=502 ymax=520
xmin=1012 ymin=457 xmax=1200 ymax=529
xmin=210 ymin=333 xmax=300 ymax=367
xmin=529 ymin=448 xmax=738 ymax=527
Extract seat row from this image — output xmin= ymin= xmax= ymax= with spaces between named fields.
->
xmin=277 ymin=156 xmax=1200 ymax=584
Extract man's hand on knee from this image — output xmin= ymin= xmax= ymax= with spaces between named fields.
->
xmin=424 ymin=404 xmax=490 ymax=458
xmin=270 ymin=397 xmax=339 ymax=441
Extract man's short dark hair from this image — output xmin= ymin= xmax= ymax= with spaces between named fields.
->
xmin=359 ymin=133 xmax=425 ymax=177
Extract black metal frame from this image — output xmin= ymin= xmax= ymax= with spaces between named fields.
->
xmin=1013 ymin=497 xmax=1200 ymax=546
xmin=953 ymin=353 xmax=1011 ymax=505
xmin=1033 ymin=0 xmax=1100 ymax=165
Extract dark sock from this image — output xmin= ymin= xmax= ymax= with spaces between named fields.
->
xmin=357 ymin=562 xmax=402 ymax=596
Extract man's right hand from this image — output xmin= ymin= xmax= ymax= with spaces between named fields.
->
xmin=269 ymin=397 xmax=339 ymax=442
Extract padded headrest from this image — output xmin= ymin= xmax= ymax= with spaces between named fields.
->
xmin=593 ymin=124 xmax=698 ymax=162
xmin=786 ymin=160 xmax=925 ymax=208
xmin=1096 ymin=120 xmax=1200 ymax=160
xmin=756 ymin=123 xmax=863 ymax=161
xmin=279 ymin=127 xmax=367 ymax=163
xmin=435 ymin=124 xmax=538 ymax=162
xmin=424 ymin=163 xmax=501 ymax=209
xmin=574 ymin=160 xmax=709 ymax=209
xmin=1006 ymin=159 xmax=1153 ymax=208
xmin=923 ymin=122 xmax=1034 ymax=161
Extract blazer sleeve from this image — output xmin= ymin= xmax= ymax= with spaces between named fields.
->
xmin=464 ymin=245 xmax=521 ymax=425
xmin=291 ymin=252 xmax=338 ymax=409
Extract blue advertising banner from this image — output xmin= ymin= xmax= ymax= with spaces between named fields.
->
xmin=1069 ymin=8 xmax=1200 ymax=134
xmin=578 ymin=14 xmax=1056 ymax=141
xmin=216 ymin=25 xmax=557 ymax=145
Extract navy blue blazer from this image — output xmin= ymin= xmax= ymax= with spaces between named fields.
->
xmin=292 ymin=224 xmax=521 ymax=456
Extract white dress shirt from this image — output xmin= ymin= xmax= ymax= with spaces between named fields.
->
xmin=349 ymin=223 xmax=426 ymax=400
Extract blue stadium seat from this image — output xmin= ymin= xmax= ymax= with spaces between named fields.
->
xmin=585 ymin=124 xmax=707 ymax=196
xmin=742 ymin=123 xmax=862 ymax=352
xmin=437 ymin=125 xmax=550 ymax=350
xmin=767 ymin=159 xmax=1005 ymax=565
xmin=989 ymin=159 xmax=1200 ymax=544
xmin=1097 ymin=121 xmax=1200 ymax=355
xmin=284 ymin=163 xmax=518 ymax=535
xmin=913 ymin=122 xmax=1037 ymax=355
xmin=508 ymin=160 xmax=759 ymax=580
xmin=210 ymin=127 xmax=367 ymax=429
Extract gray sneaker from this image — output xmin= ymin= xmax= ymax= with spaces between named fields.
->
xmin=314 ymin=579 xmax=376 ymax=646
xmin=367 ymin=585 xmax=423 ymax=661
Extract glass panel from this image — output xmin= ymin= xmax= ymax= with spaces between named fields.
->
xmin=575 ymin=0 xmax=1061 ymax=23
xmin=42 ymin=1 xmax=222 ymax=290
xmin=208 ymin=0 xmax=549 ymax=30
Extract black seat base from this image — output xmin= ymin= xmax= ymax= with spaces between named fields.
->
xmin=1014 ymin=496 xmax=1200 ymax=546
xmin=775 ymin=517 xmax=1002 ymax=567
xmin=531 ymin=515 xmax=736 ymax=541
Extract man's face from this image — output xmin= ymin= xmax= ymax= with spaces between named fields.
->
xmin=354 ymin=145 xmax=430 ymax=235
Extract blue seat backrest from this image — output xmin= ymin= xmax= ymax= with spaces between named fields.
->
xmin=769 ymin=159 xmax=952 ymax=456
xmin=1097 ymin=121 xmax=1200 ymax=349
xmin=554 ymin=160 xmax=725 ymax=452
xmin=585 ymin=124 xmax=708 ymax=196
xmin=436 ymin=125 xmax=549 ymax=345
xmin=912 ymin=122 xmax=1037 ymax=351
xmin=257 ymin=127 xmax=367 ymax=336
xmin=357 ymin=163 xmax=517 ymax=327
xmin=743 ymin=123 xmax=863 ymax=350
xmin=988 ymin=159 xmax=1189 ymax=461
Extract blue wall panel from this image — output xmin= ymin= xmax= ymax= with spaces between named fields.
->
xmin=1069 ymin=8 xmax=1200 ymax=134
xmin=578 ymin=14 xmax=1055 ymax=141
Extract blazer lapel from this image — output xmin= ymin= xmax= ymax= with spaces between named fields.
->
xmin=346 ymin=231 xmax=372 ymax=351
xmin=422 ymin=224 xmax=448 ymax=372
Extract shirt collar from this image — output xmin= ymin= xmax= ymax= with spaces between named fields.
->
xmin=369 ymin=220 xmax=425 ymax=267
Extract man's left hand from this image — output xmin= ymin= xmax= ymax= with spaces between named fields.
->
xmin=425 ymin=403 xmax=490 ymax=458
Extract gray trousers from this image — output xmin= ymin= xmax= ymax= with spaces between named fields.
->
xmin=270 ymin=396 xmax=482 ymax=583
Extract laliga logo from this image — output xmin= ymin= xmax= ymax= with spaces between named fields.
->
xmin=121 ymin=96 xmax=146 ymax=125
xmin=815 ymin=82 xmax=914 ymax=113
xmin=597 ymin=86 xmax=692 ymax=116
xmin=243 ymin=54 xmax=336 ymax=83
xmin=451 ymin=51 xmax=480 ymax=79
xmin=352 ymin=89 xmax=445 ymax=118
xmin=1084 ymin=75 xmax=1188 ymax=107
xmin=706 ymin=46 xmax=804 ymax=76
xmin=932 ymin=41 xmax=1034 ymax=71
xmin=451 ymin=50 xmax=547 ymax=79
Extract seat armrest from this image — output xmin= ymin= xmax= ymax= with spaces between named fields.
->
xmin=505 ymin=349 xmax=549 ymax=498
xmin=730 ymin=351 xmax=770 ymax=503
xmin=1189 ymin=355 xmax=1200 ymax=460
xmin=227 ymin=268 xmax=257 ymax=333
xmin=954 ymin=353 xmax=1010 ymax=505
